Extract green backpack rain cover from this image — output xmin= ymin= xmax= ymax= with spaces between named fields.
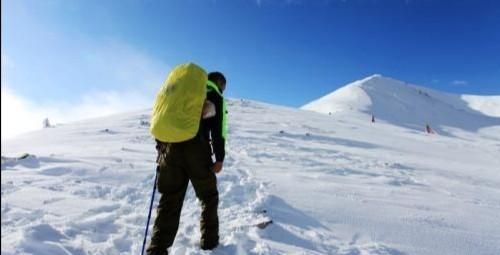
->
xmin=150 ymin=63 xmax=207 ymax=143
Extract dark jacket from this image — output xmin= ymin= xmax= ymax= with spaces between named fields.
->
xmin=201 ymin=89 xmax=225 ymax=163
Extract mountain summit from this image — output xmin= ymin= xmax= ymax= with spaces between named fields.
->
xmin=302 ymin=75 xmax=500 ymax=135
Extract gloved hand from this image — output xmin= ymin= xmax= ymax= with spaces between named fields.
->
xmin=211 ymin=161 xmax=223 ymax=174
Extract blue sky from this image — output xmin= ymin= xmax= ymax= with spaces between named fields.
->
xmin=2 ymin=0 xmax=500 ymax=138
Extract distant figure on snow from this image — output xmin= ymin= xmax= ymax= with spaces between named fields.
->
xmin=371 ymin=115 xmax=375 ymax=123
xmin=43 ymin=118 xmax=51 ymax=128
xmin=426 ymin=124 xmax=434 ymax=134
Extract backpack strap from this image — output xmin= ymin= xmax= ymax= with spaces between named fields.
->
xmin=207 ymin=80 xmax=222 ymax=95
xmin=206 ymin=80 xmax=228 ymax=141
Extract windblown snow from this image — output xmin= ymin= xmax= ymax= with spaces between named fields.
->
xmin=2 ymin=76 xmax=500 ymax=255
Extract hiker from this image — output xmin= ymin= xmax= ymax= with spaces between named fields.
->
xmin=426 ymin=124 xmax=434 ymax=134
xmin=147 ymin=64 xmax=227 ymax=255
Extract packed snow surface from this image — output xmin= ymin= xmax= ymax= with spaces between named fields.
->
xmin=3 ymin=80 xmax=500 ymax=254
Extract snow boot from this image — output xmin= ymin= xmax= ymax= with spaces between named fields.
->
xmin=148 ymin=250 xmax=168 ymax=255
xmin=200 ymin=239 xmax=219 ymax=250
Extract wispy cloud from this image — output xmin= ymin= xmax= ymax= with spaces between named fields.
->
xmin=1 ymin=85 xmax=153 ymax=140
xmin=451 ymin=80 xmax=468 ymax=86
xmin=79 ymin=40 xmax=169 ymax=91
xmin=1 ymin=40 xmax=170 ymax=140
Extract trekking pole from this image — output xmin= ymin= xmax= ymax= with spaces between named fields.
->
xmin=141 ymin=171 xmax=158 ymax=255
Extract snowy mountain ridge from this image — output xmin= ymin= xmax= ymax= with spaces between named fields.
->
xmin=302 ymin=75 xmax=500 ymax=135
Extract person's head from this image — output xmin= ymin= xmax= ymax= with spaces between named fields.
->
xmin=208 ymin=71 xmax=226 ymax=93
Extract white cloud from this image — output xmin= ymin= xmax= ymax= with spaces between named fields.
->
xmin=80 ymin=40 xmax=169 ymax=91
xmin=2 ymin=39 xmax=171 ymax=140
xmin=1 ymin=85 xmax=54 ymax=139
xmin=452 ymin=80 xmax=468 ymax=86
xmin=1 ymin=85 xmax=154 ymax=140
xmin=69 ymin=89 xmax=153 ymax=119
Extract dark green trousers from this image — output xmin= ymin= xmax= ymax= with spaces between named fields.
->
xmin=147 ymin=135 xmax=219 ymax=254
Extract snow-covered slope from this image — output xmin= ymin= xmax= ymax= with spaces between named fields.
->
xmin=302 ymin=75 xmax=500 ymax=135
xmin=462 ymin=94 xmax=500 ymax=117
xmin=2 ymin=99 xmax=500 ymax=255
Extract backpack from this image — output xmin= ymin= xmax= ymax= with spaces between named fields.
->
xmin=150 ymin=63 xmax=207 ymax=143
